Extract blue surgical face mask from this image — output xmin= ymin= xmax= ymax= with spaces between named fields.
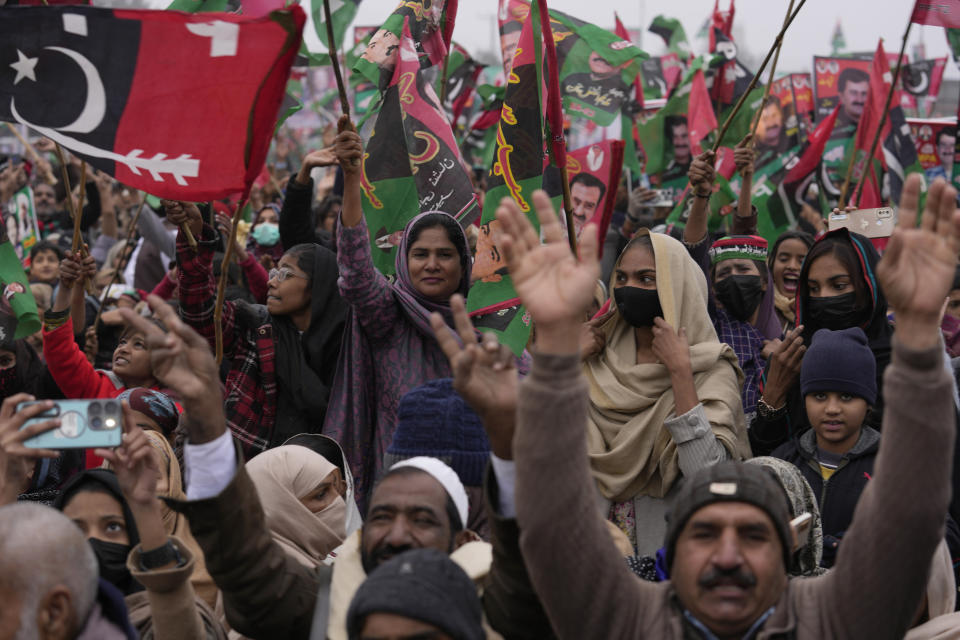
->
xmin=251 ymin=222 xmax=280 ymax=247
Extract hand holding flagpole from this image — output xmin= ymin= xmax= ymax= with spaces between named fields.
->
xmin=323 ymin=0 xmax=359 ymax=167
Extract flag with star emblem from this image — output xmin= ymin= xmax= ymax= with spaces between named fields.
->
xmin=1 ymin=6 xmax=304 ymax=201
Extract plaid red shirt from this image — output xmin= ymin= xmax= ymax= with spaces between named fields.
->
xmin=177 ymin=224 xmax=276 ymax=458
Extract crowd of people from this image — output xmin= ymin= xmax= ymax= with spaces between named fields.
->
xmin=1 ymin=113 xmax=960 ymax=640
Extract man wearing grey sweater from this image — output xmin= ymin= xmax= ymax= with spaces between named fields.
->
xmin=487 ymin=175 xmax=959 ymax=639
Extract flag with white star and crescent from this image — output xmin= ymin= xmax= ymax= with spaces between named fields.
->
xmin=0 ymin=6 xmax=305 ymax=201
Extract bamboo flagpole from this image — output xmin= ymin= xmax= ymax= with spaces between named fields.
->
xmin=3 ymin=123 xmax=57 ymax=185
xmin=73 ymin=161 xmax=87 ymax=254
xmin=322 ymin=0 xmax=358 ymax=166
xmin=712 ymin=0 xmax=808 ymax=154
xmin=852 ymin=26 xmax=913 ymax=206
xmin=93 ymin=192 xmax=147 ymax=332
xmin=750 ymin=0 xmax=796 ymax=143
xmin=53 ymin=145 xmax=95 ymax=294
xmin=214 ymin=198 xmax=247 ymax=365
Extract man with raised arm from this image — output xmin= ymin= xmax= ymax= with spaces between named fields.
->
xmin=490 ymin=175 xmax=959 ymax=639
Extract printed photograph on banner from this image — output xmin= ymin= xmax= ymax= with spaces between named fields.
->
xmin=7 ymin=186 xmax=40 ymax=265
xmin=812 ymin=55 xmax=872 ymax=122
xmin=908 ymin=118 xmax=956 ymax=184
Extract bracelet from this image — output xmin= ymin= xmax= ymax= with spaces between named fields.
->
xmin=43 ymin=308 xmax=71 ymax=330
xmin=693 ymin=190 xmax=712 ymax=199
xmin=757 ymin=397 xmax=786 ymax=419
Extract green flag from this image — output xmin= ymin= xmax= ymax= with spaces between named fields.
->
xmin=0 ymin=201 xmax=39 ymax=340
xmin=166 ymin=0 xmax=231 ymax=12
xmin=466 ymin=2 xmax=548 ymax=355
xmin=648 ymin=15 xmax=692 ymax=61
xmin=299 ymin=0 xmax=361 ymax=65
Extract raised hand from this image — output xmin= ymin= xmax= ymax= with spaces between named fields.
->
xmin=430 ymin=295 xmax=518 ymax=459
xmin=877 ymin=176 xmax=960 ymax=350
xmin=334 ymin=115 xmax=362 ymax=175
xmin=734 ymin=135 xmax=755 ymax=178
xmin=118 ymin=295 xmax=225 ymax=443
xmin=687 ymin=150 xmax=716 ymax=195
xmin=216 ymin=212 xmax=247 ymax=261
xmin=761 ymin=325 xmax=806 ymax=409
xmin=295 ymin=147 xmax=338 ymax=186
xmin=96 ymin=402 xmax=160 ymax=508
xmin=58 ymin=250 xmax=93 ymax=290
xmin=162 ymin=200 xmax=203 ymax=238
xmin=496 ymin=191 xmax=600 ymax=346
xmin=0 ymin=395 xmax=61 ymax=505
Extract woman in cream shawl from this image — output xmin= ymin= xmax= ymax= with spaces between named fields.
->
xmin=584 ymin=230 xmax=751 ymax=554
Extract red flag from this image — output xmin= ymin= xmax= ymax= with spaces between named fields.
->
xmin=1 ymin=6 xmax=304 ymax=201
xmin=851 ymin=41 xmax=897 ymax=206
xmin=785 ymin=106 xmax=840 ymax=183
xmin=688 ymin=70 xmax=719 ymax=156
xmin=614 ymin=12 xmax=644 ymax=109
xmin=709 ymin=0 xmax=735 ymax=52
xmin=534 ymin=0 xmax=567 ymax=175
xmin=911 ymin=0 xmax=960 ymax=29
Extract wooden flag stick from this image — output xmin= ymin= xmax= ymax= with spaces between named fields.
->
xmin=93 ymin=192 xmax=147 ymax=332
xmin=53 ymin=145 xmax=94 ymax=295
xmin=837 ymin=133 xmax=859 ymax=206
xmin=852 ymin=25 xmax=913 ymax=206
xmin=180 ymin=222 xmax=198 ymax=251
xmin=214 ymin=198 xmax=247 ymax=365
xmin=323 ymin=0 xmax=359 ymax=168
xmin=3 ymin=123 xmax=57 ymax=185
xmin=712 ymin=0 xmax=807 ymax=153
xmin=750 ymin=0 xmax=795 ymax=142
xmin=73 ymin=161 xmax=87 ymax=254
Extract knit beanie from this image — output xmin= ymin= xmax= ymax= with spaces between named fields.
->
xmin=664 ymin=461 xmax=793 ymax=570
xmin=384 ymin=379 xmax=490 ymax=487
xmin=346 ymin=548 xmax=483 ymax=640
xmin=800 ymin=327 xmax=877 ymax=404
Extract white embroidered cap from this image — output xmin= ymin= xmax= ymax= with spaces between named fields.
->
xmin=389 ymin=456 xmax=469 ymax=528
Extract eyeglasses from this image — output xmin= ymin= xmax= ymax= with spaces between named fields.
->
xmin=268 ymin=267 xmax=308 ymax=282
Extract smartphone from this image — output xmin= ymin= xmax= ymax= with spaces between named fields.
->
xmin=790 ymin=512 xmax=813 ymax=552
xmin=827 ymin=207 xmax=896 ymax=239
xmin=18 ymin=399 xmax=123 ymax=449
xmin=649 ymin=189 xmax=675 ymax=208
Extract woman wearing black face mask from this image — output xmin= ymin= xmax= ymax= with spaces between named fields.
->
xmin=751 ymin=227 xmax=892 ymax=455
xmin=55 ymin=410 xmax=228 ymax=639
xmin=582 ymin=231 xmax=751 ymax=555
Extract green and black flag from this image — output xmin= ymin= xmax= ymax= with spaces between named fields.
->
xmin=358 ymin=18 xmax=479 ymax=276
xmin=468 ymin=0 xmax=558 ymax=355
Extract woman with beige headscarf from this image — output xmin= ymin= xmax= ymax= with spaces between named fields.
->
xmin=246 ymin=444 xmax=352 ymax=569
xmin=584 ymin=230 xmax=751 ymax=555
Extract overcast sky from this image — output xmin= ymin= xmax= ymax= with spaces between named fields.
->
xmin=350 ymin=0 xmax=956 ymax=79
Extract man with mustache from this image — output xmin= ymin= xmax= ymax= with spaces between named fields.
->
xmin=837 ymin=68 xmax=869 ymax=125
xmin=494 ymin=175 xmax=957 ymax=638
xmin=821 ymin=67 xmax=870 ymax=207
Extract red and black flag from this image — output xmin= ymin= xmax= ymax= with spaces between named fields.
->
xmin=468 ymin=0 xmax=554 ymax=355
xmin=358 ymin=18 xmax=478 ymax=276
xmin=437 ymin=42 xmax=487 ymax=124
xmin=900 ymin=57 xmax=947 ymax=116
xmin=1 ymin=6 xmax=304 ymax=201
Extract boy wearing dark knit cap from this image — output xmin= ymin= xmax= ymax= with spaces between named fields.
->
xmin=346 ymin=548 xmax=484 ymax=640
xmin=772 ymin=327 xmax=878 ymax=567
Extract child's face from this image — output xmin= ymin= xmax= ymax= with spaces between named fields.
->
xmin=805 ymin=391 xmax=868 ymax=455
xmin=112 ymin=330 xmax=152 ymax=384
xmin=30 ymin=250 xmax=60 ymax=283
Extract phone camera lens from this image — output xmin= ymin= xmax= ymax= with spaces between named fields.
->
xmin=88 ymin=403 xmax=102 ymax=416
xmin=90 ymin=416 xmax=103 ymax=429
xmin=104 ymin=401 xmax=118 ymax=414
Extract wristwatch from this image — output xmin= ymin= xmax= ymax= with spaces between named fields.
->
xmin=139 ymin=540 xmax=185 ymax=571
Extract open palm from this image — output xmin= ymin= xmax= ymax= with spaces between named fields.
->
xmin=497 ymin=190 xmax=600 ymax=328
xmin=877 ymin=176 xmax=960 ymax=323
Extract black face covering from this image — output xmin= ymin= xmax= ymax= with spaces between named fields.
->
xmin=714 ymin=274 xmax=765 ymax=322
xmin=806 ymin=292 xmax=865 ymax=331
xmin=614 ymin=286 xmax=663 ymax=328
xmin=88 ymin=538 xmax=140 ymax=594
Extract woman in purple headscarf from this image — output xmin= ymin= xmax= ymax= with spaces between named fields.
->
xmin=322 ymin=123 xmax=477 ymax=509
